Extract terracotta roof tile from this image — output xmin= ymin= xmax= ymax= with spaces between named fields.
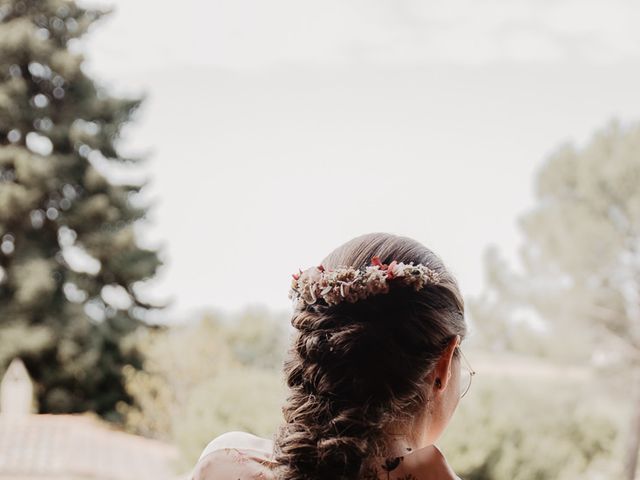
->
xmin=0 ymin=413 xmax=182 ymax=480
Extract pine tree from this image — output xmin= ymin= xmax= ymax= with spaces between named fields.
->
xmin=0 ymin=0 xmax=163 ymax=421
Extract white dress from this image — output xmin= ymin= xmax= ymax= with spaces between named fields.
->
xmin=191 ymin=430 xmax=462 ymax=479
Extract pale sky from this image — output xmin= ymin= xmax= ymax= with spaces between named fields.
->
xmin=76 ymin=0 xmax=640 ymax=327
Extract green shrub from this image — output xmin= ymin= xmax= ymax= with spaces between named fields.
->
xmin=439 ymin=375 xmax=623 ymax=480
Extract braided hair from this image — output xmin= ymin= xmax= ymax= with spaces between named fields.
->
xmin=272 ymin=232 xmax=467 ymax=480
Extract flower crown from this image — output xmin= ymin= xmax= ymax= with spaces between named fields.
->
xmin=288 ymin=255 xmax=443 ymax=309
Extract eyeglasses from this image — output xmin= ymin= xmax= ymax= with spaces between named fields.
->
xmin=456 ymin=345 xmax=476 ymax=399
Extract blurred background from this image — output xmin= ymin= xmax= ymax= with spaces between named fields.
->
xmin=0 ymin=0 xmax=639 ymax=479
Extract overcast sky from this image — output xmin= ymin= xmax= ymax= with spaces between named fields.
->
xmin=76 ymin=0 xmax=640 ymax=327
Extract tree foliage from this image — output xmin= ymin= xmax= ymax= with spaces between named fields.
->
xmin=0 ymin=0 xmax=163 ymax=420
xmin=440 ymin=374 xmax=622 ymax=480
xmin=118 ymin=307 xmax=290 ymax=469
xmin=469 ymin=118 xmax=640 ymax=478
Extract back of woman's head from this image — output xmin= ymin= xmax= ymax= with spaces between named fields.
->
xmin=272 ymin=232 xmax=468 ymax=480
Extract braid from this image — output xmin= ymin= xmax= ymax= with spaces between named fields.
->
xmin=273 ymin=308 xmax=390 ymax=480
xmin=272 ymin=232 xmax=468 ymax=480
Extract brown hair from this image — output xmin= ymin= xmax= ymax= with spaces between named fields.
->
xmin=272 ymin=232 xmax=468 ymax=480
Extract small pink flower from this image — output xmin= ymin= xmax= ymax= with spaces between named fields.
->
xmin=371 ymin=256 xmax=384 ymax=268
xmin=386 ymin=260 xmax=398 ymax=279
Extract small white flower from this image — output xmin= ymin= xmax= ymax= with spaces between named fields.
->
xmin=289 ymin=257 xmax=441 ymax=308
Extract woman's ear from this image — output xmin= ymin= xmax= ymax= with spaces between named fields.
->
xmin=432 ymin=335 xmax=460 ymax=392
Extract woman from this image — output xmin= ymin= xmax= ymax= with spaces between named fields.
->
xmin=192 ymin=232 xmax=473 ymax=479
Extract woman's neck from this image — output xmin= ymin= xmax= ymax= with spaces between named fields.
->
xmin=360 ymin=433 xmax=418 ymax=477
xmin=379 ymin=433 xmax=416 ymax=458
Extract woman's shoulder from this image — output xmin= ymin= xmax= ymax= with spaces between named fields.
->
xmin=367 ymin=444 xmax=462 ymax=480
xmin=191 ymin=431 xmax=278 ymax=480
xmin=190 ymin=432 xmax=462 ymax=480
xmin=197 ymin=431 xmax=275 ymax=460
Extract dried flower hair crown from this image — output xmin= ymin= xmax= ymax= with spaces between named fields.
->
xmin=288 ymin=255 xmax=443 ymax=309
